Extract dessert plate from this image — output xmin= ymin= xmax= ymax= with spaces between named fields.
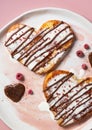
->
xmin=0 ymin=7 xmax=92 ymax=130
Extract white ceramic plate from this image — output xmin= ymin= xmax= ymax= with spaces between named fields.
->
xmin=0 ymin=7 xmax=92 ymax=130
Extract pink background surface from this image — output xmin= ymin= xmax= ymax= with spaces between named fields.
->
xmin=0 ymin=0 xmax=92 ymax=129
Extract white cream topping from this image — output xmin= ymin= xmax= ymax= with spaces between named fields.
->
xmin=48 ymin=74 xmax=66 ymax=86
xmin=48 ymin=76 xmax=77 ymax=108
xmin=38 ymin=101 xmax=54 ymax=120
xmin=27 ymin=29 xmax=73 ymax=70
xmin=79 ymin=69 xmax=85 ymax=78
xmin=7 ymin=25 xmax=35 ymax=55
xmin=28 ymin=51 xmax=49 ymax=69
xmin=46 ymin=73 xmax=92 ymax=125
xmin=6 ymin=22 xmax=74 ymax=73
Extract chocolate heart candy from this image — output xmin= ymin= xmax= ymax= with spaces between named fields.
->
xmin=89 ymin=52 xmax=92 ymax=67
xmin=43 ymin=70 xmax=92 ymax=126
xmin=4 ymin=83 xmax=25 ymax=102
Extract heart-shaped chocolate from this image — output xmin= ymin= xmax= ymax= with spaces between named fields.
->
xmin=43 ymin=70 xmax=92 ymax=126
xmin=4 ymin=20 xmax=75 ymax=74
xmin=89 ymin=52 xmax=92 ymax=67
xmin=4 ymin=83 xmax=25 ymax=102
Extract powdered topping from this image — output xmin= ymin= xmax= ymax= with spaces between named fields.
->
xmin=44 ymin=72 xmax=92 ymax=126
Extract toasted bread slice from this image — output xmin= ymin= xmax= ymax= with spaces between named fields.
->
xmin=43 ymin=70 xmax=92 ymax=126
xmin=5 ymin=20 xmax=75 ymax=74
xmin=34 ymin=20 xmax=75 ymax=74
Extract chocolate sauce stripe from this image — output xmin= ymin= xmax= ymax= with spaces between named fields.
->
xmin=21 ymin=26 xmax=72 ymax=66
xmin=37 ymin=21 xmax=63 ymax=38
xmin=24 ymin=26 xmax=70 ymax=66
xmin=73 ymin=105 xmax=92 ymax=120
xmin=75 ymin=103 xmax=92 ymax=117
xmin=5 ymin=25 xmax=26 ymax=46
xmin=63 ymin=108 xmax=92 ymax=126
xmin=62 ymin=101 xmax=92 ymax=126
xmin=23 ymin=21 xmax=64 ymax=56
xmin=32 ymin=36 xmax=73 ymax=72
xmin=50 ymin=79 xmax=88 ymax=110
xmin=6 ymin=27 xmax=34 ymax=47
xmin=24 ymin=38 xmax=49 ymax=65
xmin=11 ymin=29 xmax=34 ymax=56
xmin=56 ymin=93 xmax=91 ymax=120
xmin=16 ymin=22 xmax=63 ymax=60
xmin=62 ymin=99 xmax=92 ymax=126
xmin=61 ymin=96 xmax=92 ymax=125
xmin=47 ymin=73 xmax=73 ymax=102
xmin=55 ymin=87 xmax=92 ymax=114
xmin=43 ymin=73 xmax=73 ymax=92
xmin=18 ymin=39 xmax=48 ymax=61
xmin=45 ymin=73 xmax=73 ymax=98
xmin=54 ymin=84 xmax=92 ymax=114
xmin=16 ymin=29 xmax=49 ymax=59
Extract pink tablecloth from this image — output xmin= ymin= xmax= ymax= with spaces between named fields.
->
xmin=0 ymin=0 xmax=92 ymax=129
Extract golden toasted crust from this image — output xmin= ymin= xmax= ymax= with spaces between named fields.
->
xmin=39 ymin=20 xmax=61 ymax=30
xmin=8 ymin=24 xmax=24 ymax=32
xmin=43 ymin=70 xmax=70 ymax=97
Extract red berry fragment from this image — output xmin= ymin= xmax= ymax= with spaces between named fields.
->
xmin=82 ymin=64 xmax=88 ymax=70
xmin=84 ymin=44 xmax=90 ymax=50
xmin=28 ymin=89 xmax=33 ymax=95
xmin=16 ymin=73 xmax=24 ymax=81
xmin=76 ymin=50 xmax=84 ymax=57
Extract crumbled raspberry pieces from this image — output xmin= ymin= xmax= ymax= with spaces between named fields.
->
xmin=82 ymin=64 xmax=88 ymax=70
xmin=16 ymin=73 xmax=24 ymax=81
xmin=76 ymin=50 xmax=84 ymax=58
xmin=84 ymin=44 xmax=90 ymax=50
xmin=28 ymin=89 xmax=33 ymax=95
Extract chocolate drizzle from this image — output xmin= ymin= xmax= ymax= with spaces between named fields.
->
xmin=5 ymin=22 xmax=74 ymax=73
xmin=44 ymin=73 xmax=92 ymax=126
xmin=47 ymin=72 xmax=73 ymax=102
xmin=5 ymin=25 xmax=26 ymax=46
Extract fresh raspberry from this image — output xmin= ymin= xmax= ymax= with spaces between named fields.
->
xmin=82 ymin=64 xmax=88 ymax=70
xmin=28 ymin=89 xmax=33 ymax=95
xmin=76 ymin=50 xmax=84 ymax=57
xmin=16 ymin=73 xmax=24 ymax=81
xmin=84 ymin=44 xmax=90 ymax=50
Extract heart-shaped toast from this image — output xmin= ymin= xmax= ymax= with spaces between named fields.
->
xmin=4 ymin=83 xmax=25 ymax=102
xmin=43 ymin=70 xmax=92 ymax=126
xmin=4 ymin=20 xmax=75 ymax=74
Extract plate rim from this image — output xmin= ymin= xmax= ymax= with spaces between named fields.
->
xmin=0 ymin=7 xmax=92 ymax=33
xmin=0 ymin=7 xmax=92 ymax=130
